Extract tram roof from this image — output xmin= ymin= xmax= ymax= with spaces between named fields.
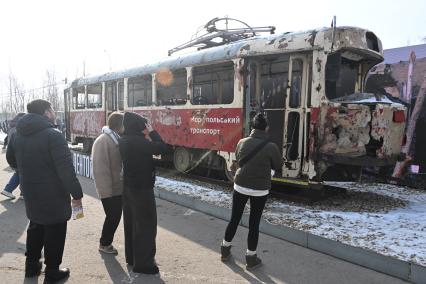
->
xmin=69 ymin=26 xmax=381 ymax=88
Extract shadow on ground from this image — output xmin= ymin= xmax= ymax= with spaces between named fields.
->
xmin=0 ymin=199 xmax=27 ymax=258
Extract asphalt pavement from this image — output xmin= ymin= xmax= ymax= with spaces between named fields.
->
xmin=0 ymin=149 xmax=408 ymax=283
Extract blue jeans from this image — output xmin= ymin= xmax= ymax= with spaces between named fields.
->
xmin=4 ymin=172 xmax=20 ymax=193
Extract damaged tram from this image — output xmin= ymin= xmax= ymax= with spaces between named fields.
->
xmin=64 ymin=25 xmax=406 ymax=188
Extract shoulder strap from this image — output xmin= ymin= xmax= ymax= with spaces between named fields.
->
xmin=238 ymin=139 xmax=269 ymax=168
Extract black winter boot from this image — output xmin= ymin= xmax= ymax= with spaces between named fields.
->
xmin=220 ymin=245 xmax=231 ymax=262
xmin=25 ymin=259 xmax=42 ymax=277
xmin=44 ymin=267 xmax=70 ymax=283
xmin=133 ymin=265 xmax=159 ymax=274
xmin=245 ymin=254 xmax=262 ymax=270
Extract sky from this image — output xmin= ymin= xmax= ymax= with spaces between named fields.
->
xmin=0 ymin=0 xmax=425 ymax=97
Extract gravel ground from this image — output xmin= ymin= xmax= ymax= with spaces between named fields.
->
xmin=157 ymin=169 xmax=408 ymax=213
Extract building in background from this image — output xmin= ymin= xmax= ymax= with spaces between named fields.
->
xmin=367 ymin=44 xmax=426 ymax=175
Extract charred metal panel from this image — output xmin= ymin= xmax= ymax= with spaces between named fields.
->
xmin=319 ymin=103 xmax=371 ymax=156
xmin=311 ymin=50 xmax=325 ymax=108
xmin=308 ymin=30 xmax=317 ymax=47
xmin=70 ymin=110 xmax=105 ymax=138
xmin=371 ymin=105 xmax=406 ymax=158
xmin=309 ymin=107 xmax=320 ymax=156
xmin=322 ymin=27 xmax=383 ymax=59
xmin=238 ymin=30 xmax=316 ymax=58
xmin=316 ymin=100 xmax=405 ymax=166
xmin=235 ymin=59 xmax=245 ymax=93
xmin=133 ymin=108 xmax=243 ymax=152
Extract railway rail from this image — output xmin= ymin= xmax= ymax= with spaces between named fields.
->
xmin=71 ymin=146 xmax=349 ymax=204
xmin=156 ymin=165 xmax=347 ymax=204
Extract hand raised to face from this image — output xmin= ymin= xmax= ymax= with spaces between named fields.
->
xmin=145 ymin=122 xmax=154 ymax=133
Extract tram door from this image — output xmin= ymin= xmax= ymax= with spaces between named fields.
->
xmin=106 ymin=81 xmax=118 ymax=121
xmin=282 ymin=55 xmax=309 ymax=178
xmin=256 ymin=56 xmax=287 ymax=177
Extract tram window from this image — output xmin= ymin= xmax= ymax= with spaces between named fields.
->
xmin=326 ymin=53 xmax=358 ymax=100
xmin=286 ymin=112 xmax=300 ymax=161
xmin=290 ymin=59 xmax=303 ymax=108
xmin=128 ymin=75 xmax=152 ymax=107
xmin=260 ymin=56 xmax=289 ymax=109
xmin=192 ymin=62 xmax=234 ymax=105
xmin=118 ymin=81 xmax=124 ymax=110
xmin=248 ymin=63 xmax=257 ymax=107
xmin=156 ymin=69 xmax=187 ymax=105
xmin=106 ymin=82 xmax=117 ymax=111
xmin=72 ymin=86 xmax=85 ymax=109
xmin=87 ymin=84 xmax=102 ymax=109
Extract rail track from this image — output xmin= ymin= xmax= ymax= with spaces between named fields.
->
xmin=156 ymin=165 xmax=347 ymax=204
xmin=71 ymin=145 xmax=348 ymax=204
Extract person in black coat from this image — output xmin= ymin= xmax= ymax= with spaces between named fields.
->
xmin=6 ymin=99 xmax=83 ymax=283
xmin=119 ymin=112 xmax=168 ymax=274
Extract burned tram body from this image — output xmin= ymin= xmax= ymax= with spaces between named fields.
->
xmin=64 ymin=25 xmax=406 ymax=188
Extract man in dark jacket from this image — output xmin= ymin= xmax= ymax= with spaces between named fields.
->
xmin=6 ymin=99 xmax=83 ymax=283
xmin=119 ymin=112 xmax=168 ymax=274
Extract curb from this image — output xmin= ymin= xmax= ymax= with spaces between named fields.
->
xmin=155 ymin=187 xmax=426 ymax=284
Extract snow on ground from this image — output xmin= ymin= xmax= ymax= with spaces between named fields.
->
xmin=155 ymin=176 xmax=426 ymax=266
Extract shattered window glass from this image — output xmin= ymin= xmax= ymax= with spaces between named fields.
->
xmin=290 ymin=59 xmax=303 ymax=108
xmin=260 ymin=56 xmax=289 ymax=109
xmin=286 ymin=112 xmax=300 ymax=161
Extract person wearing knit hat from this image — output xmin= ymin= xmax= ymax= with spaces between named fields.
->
xmin=118 ymin=112 xmax=169 ymax=275
xmin=221 ymin=112 xmax=283 ymax=270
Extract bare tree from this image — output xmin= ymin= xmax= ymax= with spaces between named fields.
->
xmin=8 ymin=72 xmax=25 ymax=114
xmin=28 ymin=89 xmax=37 ymax=103
xmin=43 ymin=69 xmax=63 ymax=111
xmin=0 ymin=91 xmax=10 ymax=121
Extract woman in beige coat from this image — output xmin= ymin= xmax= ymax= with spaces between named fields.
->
xmin=92 ymin=112 xmax=124 ymax=254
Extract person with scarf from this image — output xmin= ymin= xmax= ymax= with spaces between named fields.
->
xmin=92 ymin=112 xmax=124 ymax=254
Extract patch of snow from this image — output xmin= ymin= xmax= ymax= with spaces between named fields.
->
xmin=155 ymin=177 xmax=426 ymax=266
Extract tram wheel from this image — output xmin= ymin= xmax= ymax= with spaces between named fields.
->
xmin=173 ymin=147 xmax=192 ymax=173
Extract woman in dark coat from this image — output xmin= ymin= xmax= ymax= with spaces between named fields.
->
xmin=221 ymin=113 xmax=283 ymax=270
xmin=119 ymin=112 xmax=168 ymax=274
